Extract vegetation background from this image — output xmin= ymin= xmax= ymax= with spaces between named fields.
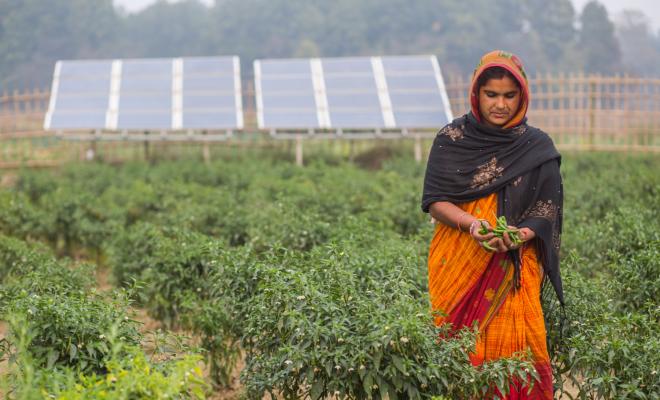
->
xmin=1 ymin=0 xmax=660 ymax=91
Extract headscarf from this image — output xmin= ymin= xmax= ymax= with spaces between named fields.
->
xmin=421 ymin=50 xmax=564 ymax=304
xmin=470 ymin=50 xmax=530 ymax=129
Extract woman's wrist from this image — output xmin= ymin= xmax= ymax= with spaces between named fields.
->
xmin=456 ymin=212 xmax=478 ymax=233
xmin=518 ymin=227 xmax=535 ymax=241
xmin=469 ymin=219 xmax=487 ymax=236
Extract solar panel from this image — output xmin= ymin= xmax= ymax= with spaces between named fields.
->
xmin=254 ymin=59 xmax=320 ymax=129
xmin=254 ymin=55 xmax=453 ymax=131
xmin=44 ymin=56 xmax=243 ymax=131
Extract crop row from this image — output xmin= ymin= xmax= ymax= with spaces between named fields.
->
xmin=0 ymin=151 xmax=658 ymax=399
xmin=0 ymin=235 xmax=207 ymax=398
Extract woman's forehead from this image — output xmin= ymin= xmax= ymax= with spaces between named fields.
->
xmin=480 ymin=76 xmax=520 ymax=92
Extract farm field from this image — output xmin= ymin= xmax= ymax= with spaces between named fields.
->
xmin=0 ymin=148 xmax=658 ymax=399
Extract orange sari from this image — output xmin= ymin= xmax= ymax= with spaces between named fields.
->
xmin=428 ymin=193 xmax=553 ymax=400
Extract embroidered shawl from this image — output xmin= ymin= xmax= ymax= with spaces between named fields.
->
xmin=421 ymin=51 xmax=564 ymax=303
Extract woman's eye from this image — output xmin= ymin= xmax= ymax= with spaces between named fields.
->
xmin=486 ymin=92 xmax=497 ymax=98
xmin=506 ymin=93 xmax=517 ymax=99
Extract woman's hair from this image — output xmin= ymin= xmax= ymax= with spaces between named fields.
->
xmin=476 ymin=66 xmax=521 ymax=92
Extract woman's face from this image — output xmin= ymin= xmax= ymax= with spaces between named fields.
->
xmin=478 ymin=75 xmax=521 ymax=128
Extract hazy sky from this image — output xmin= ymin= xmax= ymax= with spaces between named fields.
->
xmin=114 ymin=0 xmax=660 ymax=31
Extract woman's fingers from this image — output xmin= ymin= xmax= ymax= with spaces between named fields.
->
xmin=484 ymin=237 xmax=508 ymax=253
xmin=474 ymin=232 xmax=495 ymax=241
xmin=502 ymin=231 xmax=513 ymax=248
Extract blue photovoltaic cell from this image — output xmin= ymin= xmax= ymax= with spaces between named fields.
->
xmin=382 ymin=56 xmax=433 ymax=72
xmin=183 ymin=76 xmax=235 ymax=93
xmin=120 ymin=77 xmax=171 ymax=93
xmin=327 ymin=93 xmax=380 ymax=110
xmin=49 ymin=112 xmax=107 ymax=129
xmin=119 ymin=95 xmax=171 ymax=111
xmin=261 ymin=94 xmax=316 ymax=110
xmin=389 ymin=92 xmax=444 ymax=109
xmin=183 ymin=58 xmax=234 ymax=75
xmin=262 ymin=111 xmax=319 ymax=128
xmin=324 ymin=76 xmax=377 ymax=93
xmin=329 ymin=112 xmax=384 ymax=128
xmin=183 ymin=94 xmax=235 ymax=110
xmin=58 ymin=78 xmax=110 ymax=94
xmin=260 ymin=60 xmax=311 ymax=75
xmin=55 ymin=96 xmax=109 ymax=111
xmin=380 ymin=56 xmax=451 ymax=129
xmin=257 ymin=59 xmax=319 ymax=128
xmin=122 ymin=60 xmax=172 ymax=76
xmin=182 ymin=112 xmax=237 ymax=129
xmin=180 ymin=56 xmax=242 ymax=130
xmin=260 ymin=77 xmax=314 ymax=93
xmin=322 ymin=58 xmax=373 ymax=74
xmin=393 ymin=111 xmax=448 ymax=128
xmin=117 ymin=112 xmax=172 ymax=130
xmin=59 ymin=61 xmax=112 ymax=78
xmin=385 ymin=75 xmax=438 ymax=91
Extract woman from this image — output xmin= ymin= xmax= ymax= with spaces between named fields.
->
xmin=422 ymin=50 xmax=563 ymax=399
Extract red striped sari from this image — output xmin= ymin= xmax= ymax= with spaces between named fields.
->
xmin=428 ymin=193 xmax=553 ymax=400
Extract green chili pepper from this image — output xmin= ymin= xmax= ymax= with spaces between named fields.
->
xmin=479 ymin=221 xmax=490 ymax=235
xmin=482 ymin=242 xmax=496 ymax=251
xmin=483 ymin=213 xmax=524 ymax=247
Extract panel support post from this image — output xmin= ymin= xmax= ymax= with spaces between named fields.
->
xmin=295 ymin=136 xmax=304 ymax=167
xmin=203 ymin=142 xmax=211 ymax=165
xmin=87 ymin=141 xmax=97 ymax=162
xmin=414 ymin=133 xmax=422 ymax=163
xmin=143 ymin=134 xmax=150 ymax=162
xmin=349 ymin=140 xmax=355 ymax=162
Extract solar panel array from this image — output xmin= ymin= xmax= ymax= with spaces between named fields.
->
xmin=254 ymin=55 xmax=453 ymax=130
xmin=44 ymin=56 xmax=243 ymax=131
xmin=44 ymin=55 xmax=453 ymax=134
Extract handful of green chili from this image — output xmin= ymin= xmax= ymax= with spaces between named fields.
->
xmin=478 ymin=215 xmax=523 ymax=251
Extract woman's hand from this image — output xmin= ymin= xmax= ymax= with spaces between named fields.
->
xmin=470 ymin=222 xmax=535 ymax=253
xmin=469 ymin=220 xmax=500 ymax=252
xmin=496 ymin=226 xmax=536 ymax=252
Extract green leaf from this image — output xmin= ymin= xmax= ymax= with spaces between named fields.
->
xmin=310 ymin=380 xmax=324 ymax=400
xmin=392 ymin=355 xmax=405 ymax=373
xmin=46 ymin=349 xmax=59 ymax=369
xmin=68 ymin=343 xmax=78 ymax=361
xmin=363 ymin=372 xmax=374 ymax=395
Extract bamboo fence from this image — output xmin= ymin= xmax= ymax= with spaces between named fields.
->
xmin=445 ymin=72 xmax=660 ymax=149
xmin=0 ymin=73 xmax=659 ymax=167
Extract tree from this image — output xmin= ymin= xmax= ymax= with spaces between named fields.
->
xmin=0 ymin=0 xmax=118 ymax=90
xmin=578 ymin=1 xmax=621 ymax=74
xmin=525 ymin=0 xmax=577 ymax=71
xmin=615 ymin=9 xmax=660 ymax=76
xmin=0 ymin=0 xmax=597 ymax=90
xmin=117 ymin=0 xmax=212 ymax=58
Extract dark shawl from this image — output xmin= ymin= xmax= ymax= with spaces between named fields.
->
xmin=421 ymin=112 xmax=564 ymax=304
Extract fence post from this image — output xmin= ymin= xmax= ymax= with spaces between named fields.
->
xmin=295 ymin=136 xmax=304 ymax=166
xmin=414 ymin=133 xmax=422 ymax=163
xmin=143 ymin=135 xmax=150 ymax=161
xmin=588 ymin=74 xmax=596 ymax=149
xmin=203 ymin=142 xmax=211 ymax=164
